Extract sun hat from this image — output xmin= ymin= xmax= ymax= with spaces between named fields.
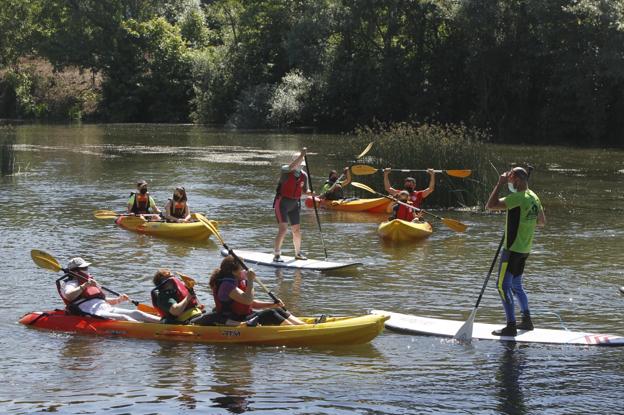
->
xmin=67 ymin=257 xmax=91 ymax=270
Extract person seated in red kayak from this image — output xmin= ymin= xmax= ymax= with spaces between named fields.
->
xmin=163 ymin=186 xmax=192 ymax=223
xmin=127 ymin=180 xmax=161 ymax=219
xmin=389 ymin=190 xmax=423 ymax=222
xmin=58 ymin=257 xmax=161 ymax=323
xmin=320 ymin=167 xmax=352 ymax=201
xmin=151 ymin=269 xmax=204 ymax=324
xmin=384 ymin=168 xmax=436 ymax=209
xmin=207 ymin=256 xmax=306 ymax=326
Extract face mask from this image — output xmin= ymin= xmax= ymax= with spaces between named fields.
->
xmin=507 ymin=182 xmax=517 ymax=193
xmin=140 ymin=188 xmax=148 ymax=194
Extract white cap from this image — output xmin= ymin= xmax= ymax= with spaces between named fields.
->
xmin=67 ymin=257 xmax=91 ymax=270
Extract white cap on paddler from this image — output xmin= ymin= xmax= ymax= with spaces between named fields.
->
xmin=67 ymin=257 xmax=91 ymax=270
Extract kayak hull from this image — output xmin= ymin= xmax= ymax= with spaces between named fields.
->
xmin=377 ymin=219 xmax=432 ymax=242
xmin=304 ymin=196 xmax=391 ymax=213
xmin=115 ymin=213 xmax=217 ymax=241
xmin=220 ymin=249 xmax=361 ymax=271
xmin=20 ymin=311 xmax=388 ymax=346
xmin=371 ymin=310 xmax=624 ymax=346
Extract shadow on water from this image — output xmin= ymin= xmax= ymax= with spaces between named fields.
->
xmin=210 ymin=347 xmax=254 ymax=414
xmin=496 ymin=342 xmax=527 ymax=415
xmin=1 ymin=134 xmax=16 ymax=176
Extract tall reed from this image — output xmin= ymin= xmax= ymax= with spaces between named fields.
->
xmin=1 ymin=133 xmax=16 ymax=176
xmin=341 ymin=122 xmax=496 ymax=208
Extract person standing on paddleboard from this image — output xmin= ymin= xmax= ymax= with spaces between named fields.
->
xmin=384 ymin=168 xmax=436 ymax=209
xmin=273 ymin=148 xmax=310 ymax=262
xmin=486 ymin=167 xmax=546 ymax=336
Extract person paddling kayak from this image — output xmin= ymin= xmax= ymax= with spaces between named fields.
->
xmin=273 ymin=148 xmax=311 ymax=262
xmin=127 ymin=180 xmax=161 ymax=217
xmin=208 ymin=256 xmax=306 ymax=326
xmin=486 ymin=167 xmax=546 ymax=336
xmin=320 ymin=167 xmax=352 ymax=201
xmin=58 ymin=257 xmax=160 ymax=323
xmin=384 ymin=168 xmax=435 ymax=209
xmin=163 ymin=186 xmax=192 ymax=223
xmin=151 ymin=269 xmax=204 ymax=324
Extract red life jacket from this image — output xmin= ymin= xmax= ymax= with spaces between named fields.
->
xmin=169 ymin=200 xmax=186 ymax=218
xmin=395 ymin=203 xmax=416 ymax=221
xmin=151 ymin=277 xmax=199 ymax=318
xmin=406 ymin=190 xmax=424 ymax=208
xmin=131 ymin=192 xmax=151 ymax=214
xmin=212 ymin=275 xmax=253 ymax=320
xmin=277 ymin=171 xmax=306 ymax=199
xmin=56 ymin=270 xmax=106 ymax=309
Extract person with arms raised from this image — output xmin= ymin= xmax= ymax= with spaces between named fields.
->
xmin=486 ymin=167 xmax=546 ymax=336
xmin=384 ymin=168 xmax=435 ymax=209
xmin=320 ymin=167 xmax=352 ymax=201
xmin=58 ymin=257 xmax=160 ymax=323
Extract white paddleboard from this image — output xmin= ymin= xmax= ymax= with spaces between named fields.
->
xmin=220 ymin=249 xmax=361 ymax=271
xmin=371 ymin=310 xmax=624 ymax=346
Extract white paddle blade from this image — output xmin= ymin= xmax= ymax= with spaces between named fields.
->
xmin=453 ymin=308 xmax=477 ymax=342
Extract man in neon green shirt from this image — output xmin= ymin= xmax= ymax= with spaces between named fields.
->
xmin=486 ymin=167 xmax=546 ymax=336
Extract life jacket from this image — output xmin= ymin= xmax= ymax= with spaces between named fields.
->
xmin=151 ymin=277 xmax=200 ymax=322
xmin=394 ymin=202 xmax=416 ymax=221
xmin=169 ymin=199 xmax=186 ymax=219
xmin=130 ymin=191 xmax=152 ymax=214
xmin=212 ymin=275 xmax=253 ymax=320
xmin=323 ymin=180 xmax=344 ymax=200
xmin=56 ymin=270 xmax=106 ymax=314
xmin=276 ymin=171 xmax=306 ymax=200
xmin=406 ymin=190 xmax=424 ymax=208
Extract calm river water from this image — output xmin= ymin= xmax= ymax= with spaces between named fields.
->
xmin=1 ymin=124 xmax=623 ymax=414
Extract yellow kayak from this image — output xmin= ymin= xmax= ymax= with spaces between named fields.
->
xmin=20 ymin=310 xmax=389 ymax=346
xmin=305 ymin=196 xmax=391 ymax=213
xmin=115 ymin=213 xmax=217 ymax=241
xmin=377 ymin=219 xmax=433 ymax=242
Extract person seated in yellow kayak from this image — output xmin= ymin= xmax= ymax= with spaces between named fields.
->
xmin=208 ymin=256 xmax=306 ymax=326
xmin=58 ymin=257 xmax=161 ymax=323
xmin=390 ymin=191 xmax=423 ymax=222
xmin=163 ymin=186 xmax=192 ymax=223
xmin=320 ymin=167 xmax=352 ymax=201
xmin=384 ymin=168 xmax=435 ymax=209
xmin=127 ymin=180 xmax=161 ymax=218
xmin=151 ymin=269 xmax=204 ymax=324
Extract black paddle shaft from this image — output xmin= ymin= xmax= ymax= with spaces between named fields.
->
xmin=62 ymin=268 xmax=140 ymax=306
xmin=472 ymin=234 xmax=504 ymax=309
xmin=303 ymin=155 xmax=328 ymax=259
xmin=224 ymin=244 xmax=281 ymax=305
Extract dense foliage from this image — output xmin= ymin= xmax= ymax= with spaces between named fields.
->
xmin=1 ymin=0 xmax=624 ymax=145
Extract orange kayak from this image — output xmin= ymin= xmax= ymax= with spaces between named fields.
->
xmin=304 ymin=196 xmax=391 ymax=213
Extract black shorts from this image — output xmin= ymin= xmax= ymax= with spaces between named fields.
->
xmin=274 ymin=197 xmax=301 ymax=225
xmin=501 ymin=250 xmax=530 ymax=276
xmin=247 ymin=308 xmax=291 ymax=326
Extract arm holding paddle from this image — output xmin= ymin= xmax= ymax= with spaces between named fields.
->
xmin=383 ymin=168 xmax=400 ymax=195
xmin=485 ymin=172 xmax=509 ymax=210
xmin=421 ymin=168 xmax=436 ymax=199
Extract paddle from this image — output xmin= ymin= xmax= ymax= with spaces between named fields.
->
xmin=303 ymin=154 xmax=329 ymax=259
xmin=453 ymin=234 xmax=504 ymax=342
xmin=93 ymin=210 xmax=160 ymax=220
xmin=30 ymin=249 xmax=158 ymax=315
xmin=192 ymin=212 xmax=219 ymax=235
xmin=356 ymin=142 xmax=374 ymax=160
xmin=351 ymin=164 xmax=472 ymax=178
xmin=350 ymin=182 xmax=468 ymax=233
xmin=195 ymin=216 xmax=283 ymax=306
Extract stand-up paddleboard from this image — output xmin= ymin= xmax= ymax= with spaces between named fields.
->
xmin=370 ymin=310 xmax=624 ymax=346
xmin=220 ymin=249 xmax=361 ymax=271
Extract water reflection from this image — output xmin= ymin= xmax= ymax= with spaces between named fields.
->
xmin=496 ymin=342 xmax=527 ymax=415
xmin=1 ymin=134 xmax=16 ymax=175
xmin=151 ymin=342 xmax=199 ymax=410
xmin=210 ymin=347 xmax=253 ymax=414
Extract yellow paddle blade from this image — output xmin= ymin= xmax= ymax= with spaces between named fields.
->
xmin=93 ymin=209 xmax=119 ymax=219
xmin=117 ymin=216 xmax=147 ymax=226
xmin=441 ymin=218 xmax=468 ymax=233
xmin=178 ymin=273 xmax=196 ymax=289
xmin=445 ymin=169 xmax=472 ymax=178
xmin=356 ymin=142 xmax=374 ymax=159
xmin=351 ymin=165 xmax=379 ymax=176
xmin=351 ymin=181 xmax=377 ymax=194
xmin=195 ymin=214 xmax=224 ymax=245
xmin=31 ymin=249 xmax=62 ymax=272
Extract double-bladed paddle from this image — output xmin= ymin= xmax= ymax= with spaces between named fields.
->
xmin=93 ymin=210 xmax=160 ymax=220
xmin=350 ymin=182 xmax=468 ymax=233
xmin=351 ymin=165 xmax=472 ymax=178
xmin=30 ymin=249 xmax=158 ymax=315
xmin=195 ymin=216 xmax=283 ymax=306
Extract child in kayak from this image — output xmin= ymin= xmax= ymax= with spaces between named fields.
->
xmin=207 ymin=256 xmax=306 ymax=326
xmin=58 ymin=257 xmax=161 ymax=323
xmin=390 ymin=191 xmax=422 ymax=222
xmin=163 ymin=186 xmax=192 ymax=223
xmin=151 ymin=269 xmax=204 ymax=324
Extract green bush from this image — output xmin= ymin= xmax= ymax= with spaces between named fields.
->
xmin=268 ymin=70 xmax=313 ymax=128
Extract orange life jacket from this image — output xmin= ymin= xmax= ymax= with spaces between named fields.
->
xmin=56 ymin=270 xmax=106 ymax=313
xmin=131 ymin=192 xmax=152 ymax=214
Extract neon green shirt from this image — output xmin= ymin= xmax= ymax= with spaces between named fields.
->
xmin=503 ymin=189 xmax=543 ymax=253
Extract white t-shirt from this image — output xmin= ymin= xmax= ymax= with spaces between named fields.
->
xmin=61 ymin=279 xmax=112 ymax=315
